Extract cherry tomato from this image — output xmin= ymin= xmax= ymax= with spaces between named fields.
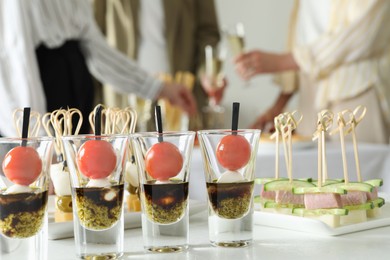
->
xmin=145 ymin=142 xmax=183 ymax=181
xmin=77 ymin=140 xmax=116 ymax=179
xmin=216 ymin=135 xmax=251 ymax=171
xmin=2 ymin=146 xmax=42 ymax=186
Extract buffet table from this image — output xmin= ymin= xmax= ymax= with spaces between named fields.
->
xmin=46 ymin=141 xmax=390 ymax=260
xmin=189 ymin=142 xmax=390 ymax=201
xmin=47 ymin=210 xmax=390 ymax=260
xmin=10 ymin=142 xmax=390 ymax=259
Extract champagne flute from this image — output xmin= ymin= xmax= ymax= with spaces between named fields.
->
xmin=201 ymin=44 xmax=226 ymax=129
xmin=226 ymin=22 xmax=245 ymax=57
xmin=225 ymin=23 xmax=252 ymax=86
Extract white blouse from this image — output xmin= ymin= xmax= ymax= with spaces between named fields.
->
xmin=295 ymin=0 xmax=331 ymax=46
xmin=291 ymin=0 xmax=390 ymax=111
xmin=138 ymin=0 xmax=170 ymax=75
xmin=0 ymin=0 xmax=161 ymax=136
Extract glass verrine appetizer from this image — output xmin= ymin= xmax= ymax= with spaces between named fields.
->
xmin=62 ymin=134 xmax=128 ymax=230
xmin=0 ymin=137 xmax=53 ymax=239
xmin=61 ymin=132 xmax=128 ymax=259
xmin=198 ymin=128 xmax=260 ymax=246
xmin=197 ymin=102 xmax=260 ymax=247
xmin=132 ymin=110 xmax=195 ymax=252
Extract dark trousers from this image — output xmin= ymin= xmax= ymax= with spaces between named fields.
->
xmin=36 ymin=40 xmax=94 ymax=134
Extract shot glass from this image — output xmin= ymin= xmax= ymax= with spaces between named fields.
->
xmin=131 ymin=131 xmax=195 ymax=253
xmin=61 ymin=134 xmax=129 ymax=259
xmin=0 ymin=137 xmax=54 ymax=260
xmin=197 ymin=129 xmax=260 ymax=247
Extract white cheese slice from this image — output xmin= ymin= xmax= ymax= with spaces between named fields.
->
xmin=217 ymin=170 xmax=245 ymax=183
xmin=50 ymin=162 xmax=71 ymax=196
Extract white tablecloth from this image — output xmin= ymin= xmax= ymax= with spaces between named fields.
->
xmin=46 ymin=210 xmax=390 ymax=260
xmin=189 ymin=142 xmax=390 ymax=201
xmin=4 ymin=142 xmax=390 ymax=259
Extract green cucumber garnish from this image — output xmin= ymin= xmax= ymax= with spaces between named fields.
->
xmin=264 ymin=179 xmax=315 ymax=192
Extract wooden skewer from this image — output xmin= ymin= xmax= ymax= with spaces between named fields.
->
xmin=287 ymin=124 xmax=293 ymax=182
xmin=317 ymin=126 xmax=322 ymax=188
xmin=337 ymin=111 xmax=350 ymax=184
xmin=279 ymin=117 xmax=290 ymax=182
xmin=42 ymin=112 xmax=61 ymax=156
xmin=347 ymin=106 xmax=366 ymax=182
xmin=321 ymin=130 xmax=327 ymax=183
xmin=66 ymin=108 xmax=83 ymax=135
xmin=322 ymin=111 xmax=333 ymax=184
xmin=125 ymin=107 xmax=138 ymax=134
xmin=13 ymin=109 xmax=41 ymax=137
xmin=313 ymin=110 xmax=334 ymax=186
xmin=286 ymin=111 xmax=302 ymax=182
xmin=272 ymin=117 xmax=281 ymax=180
xmin=351 ymin=123 xmax=361 ymax=182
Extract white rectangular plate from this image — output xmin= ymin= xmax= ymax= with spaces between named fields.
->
xmin=254 ymin=196 xmax=390 ymax=236
xmin=48 ymin=196 xmax=206 ymax=240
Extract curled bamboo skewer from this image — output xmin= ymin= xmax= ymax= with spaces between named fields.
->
xmin=42 ymin=112 xmax=62 ymax=156
xmin=271 ymin=117 xmax=282 ymax=180
xmin=285 ymin=111 xmax=303 ymax=182
xmin=43 ymin=108 xmax=83 ymax=160
xmin=313 ymin=110 xmax=334 ymax=187
xmin=335 ymin=110 xmax=352 ymax=185
xmin=345 ymin=106 xmax=366 ymax=182
xmin=13 ymin=109 xmax=41 ymax=137
xmin=271 ymin=111 xmax=302 ymax=182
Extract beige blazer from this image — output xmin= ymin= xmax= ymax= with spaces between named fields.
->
xmin=94 ymin=0 xmax=221 ymax=128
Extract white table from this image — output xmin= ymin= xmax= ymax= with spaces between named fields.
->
xmin=8 ymin=142 xmax=390 ymax=259
xmin=46 ymin=210 xmax=390 ymax=260
xmin=189 ymin=142 xmax=390 ymax=201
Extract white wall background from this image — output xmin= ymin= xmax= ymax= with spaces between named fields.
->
xmin=214 ymin=0 xmax=296 ymax=128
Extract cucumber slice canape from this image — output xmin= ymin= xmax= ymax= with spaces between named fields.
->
xmin=344 ymin=202 xmax=374 ymax=210
xmin=263 ymin=179 xmax=315 ymax=192
xmin=364 ymin=179 xmax=383 ymax=187
xmin=324 ymin=182 xmax=374 ymax=192
xmin=263 ymin=201 xmax=304 ymax=209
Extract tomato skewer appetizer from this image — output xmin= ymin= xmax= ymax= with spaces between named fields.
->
xmin=216 ymin=103 xmax=250 ymax=183
xmin=2 ymin=108 xmax=43 ymax=193
xmin=77 ymin=106 xmax=117 ymax=187
xmin=144 ymin=106 xmax=183 ymax=181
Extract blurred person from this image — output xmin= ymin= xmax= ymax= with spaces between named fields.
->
xmin=0 ymin=0 xmax=196 ymax=137
xmin=93 ymin=0 xmax=224 ymax=131
xmin=234 ymin=0 xmax=390 ymax=143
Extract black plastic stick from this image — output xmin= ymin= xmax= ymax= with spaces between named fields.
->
xmin=155 ymin=106 xmax=163 ymax=142
xmin=95 ymin=105 xmax=102 ymax=139
xmin=21 ymin=107 xmax=31 ymax=146
xmin=231 ymin=102 xmax=240 ymax=135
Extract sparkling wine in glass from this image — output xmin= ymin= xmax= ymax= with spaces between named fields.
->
xmin=225 ymin=23 xmax=252 ymax=86
xmin=202 ymin=45 xmax=225 ymax=107
xmin=226 ymin=22 xmax=245 ymax=56
xmin=201 ymin=45 xmax=226 ymax=129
